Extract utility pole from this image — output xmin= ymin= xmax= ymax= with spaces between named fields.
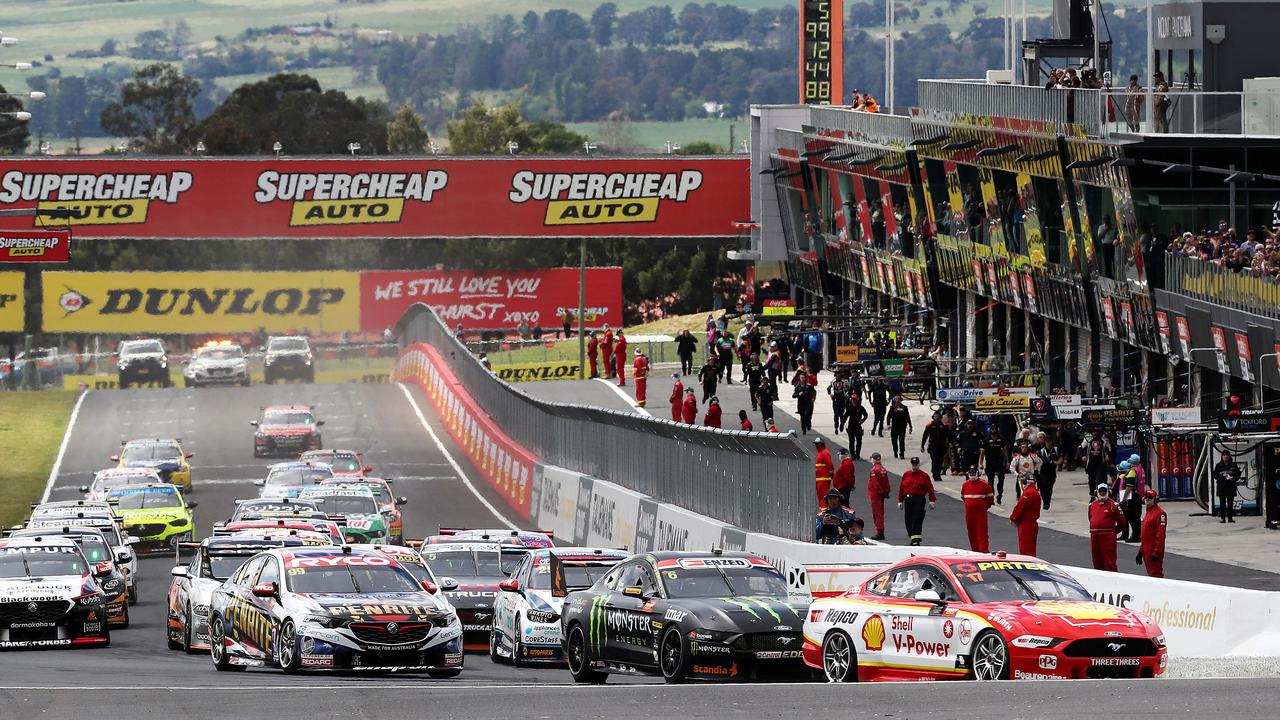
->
xmin=577 ymin=238 xmax=586 ymax=376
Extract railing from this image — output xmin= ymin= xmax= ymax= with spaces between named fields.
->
xmin=917 ymin=79 xmax=1103 ymax=136
xmin=1101 ymin=89 xmax=1280 ymax=137
xmin=396 ymin=303 xmax=814 ymax=541
xmin=1164 ymin=253 xmax=1280 ymax=320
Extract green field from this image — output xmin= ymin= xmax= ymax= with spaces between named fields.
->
xmin=0 ymin=391 xmax=78 ymax=530
xmin=564 ymin=118 xmax=745 ymax=153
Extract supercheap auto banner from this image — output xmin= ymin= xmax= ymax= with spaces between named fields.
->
xmin=0 ymin=272 xmax=23 ymax=332
xmin=42 ymin=271 xmax=360 ymax=334
xmin=0 ymin=158 xmax=748 ymax=238
xmin=360 ymin=268 xmax=622 ymax=332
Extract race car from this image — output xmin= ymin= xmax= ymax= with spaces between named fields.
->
xmin=226 ymin=497 xmax=322 ymax=523
xmin=255 ymin=461 xmax=334 ymax=499
xmin=560 ymin=550 xmax=810 ymax=684
xmin=252 ymin=406 xmax=323 ymax=458
xmin=206 ymin=545 xmax=463 ymax=674
xmin=167 ymin=535 xmax=312 ymax=654
xmin=297 ymin=486 xmax=387 ymax=544
xmin=104 ymin=484 xmax=197 ymax=553
xmin=433 ymin=528 xmax=555 ymax=549
xmin=416 ymin=541 xmax=530 ymax=651
xmin=319 ymin=478 xmax=406 ymax=544
xmin=227 ymin=528 xmax=334 ymax=546
xmin=802 ymin=553 xmax=1168 ymax=682
xmin=183 ymin=341 xmax=250 ymax=388
xmin=116 ymin=338 xmax=171 ymax=388
xmin=111 ymin=438 xmax=193 ymax=491
xmin=26 ymin=504 xmax=139 ymax=604
xmin=215 ymin=518 xmax=345 ymax=545
xmin=0 ymin=537 xmax=112 ymax=649
xmin=6 ymin=526 xmax=131 ymax=628
xmin=364 ymin=544 xmax=457 ymax=592
xmin=262 ymin=335 xmax=315 ymax=384
xmin=300 ymin=449 xmax=370 ymax=478
xmin=80 ymin=467 xmax=162 ymax=502
xmin=491 ymin=547 xmax=628 ymax=666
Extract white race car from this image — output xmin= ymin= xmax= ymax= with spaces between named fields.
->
xmin=80 ymin=467 xmax=162 ymax=502
xmin=0 ymin=537 xmax=112 ymax=649
xmin=26 ymin=503 xmax=140 ymax=604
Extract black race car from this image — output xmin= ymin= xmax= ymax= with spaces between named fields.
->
xmin=116 ymin=339 xmax=171 ymax=388
xmin=559 ymin=550 xmax=811 ymax=684
xmin=262 ymin=336 xmax=315 ymax=384
xmin=416 ymin=542 xmax=527 ymax=651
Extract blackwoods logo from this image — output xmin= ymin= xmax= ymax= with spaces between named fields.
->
xmin=55 ymin=286 xmax=345 ymax=319
xmin=0 ymin=171 xmax=193 ymax=226
xmin=508 ymin=170 xmax=703 ymax=226
xmin=254 ymin=171 xmax=448 ymax=227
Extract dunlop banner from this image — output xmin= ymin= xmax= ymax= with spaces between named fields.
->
xmin=0 ymin=272 xmax=24 ymax=332
xmin=493 ymin=361 xmax=582 ymax=383
xmin=974 ymin=395 xmax=1031 ymax=413
xmin=42 ymin=271 xmax=360 ymax=334
xmin=0 ymin=158 xmax=747 ymax=239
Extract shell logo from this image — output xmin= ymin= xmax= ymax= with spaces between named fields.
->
xmin=861 ymin=614 xmax=886 ymax=651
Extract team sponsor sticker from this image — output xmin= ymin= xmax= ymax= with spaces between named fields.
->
xmin=509 ymin=170 xmax=703 ymax=226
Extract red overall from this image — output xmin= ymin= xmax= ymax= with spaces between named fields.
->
xmin=602 ymin=330 xmax=614 ymax=378
xmin=613 ymin=335 xmax=628 ymax=385
xmin=669 ymin=380 xmax=684 ymax=421
xmin=814 ymin=446 xmax=834 ymax=506
xmin=680 ymin=393 xmax=697 ymax=424
xmin=961 ymin=477 xmax=994 ymax=552
xmin=632 ymin=355 xmax=648 ymax=407
xmin=1140 ymin=505 xmax=1168 ymax=578
xmin=587 ymin=335 xmax=599 ymax=378
xmin=1089 ymin=499 xmax=1126 ymax=571
xmin=704 ymin=403 xmax=721 ymax=428
xmin=1010 ymin=484 xmax=1041 ymax=557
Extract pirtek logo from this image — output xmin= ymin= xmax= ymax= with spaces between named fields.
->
xmin=57 ymin=287 xmax=345 ymax=318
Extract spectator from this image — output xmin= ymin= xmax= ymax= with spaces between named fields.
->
xmin=676 ymin=329 xmax=697 ymax=376
xmin=794 ymin=368 xmax=817 ymax=434
xmin=828 ymin=372 xmax=850 ymax=434
xmin=887 ymin=396 xmax=913 ymax=459
xmin=869 ymin=379 xmax=889 ymax=436
xmin=716 ymin=329 xmax=735 ymax=384
xmin=1214 ymin=452 xmax=1241 ymax=523
xmin=697 ymin=355 xmax=718 ymax=403
xmin=846 ymin=394 xmax=869 ymax=459
xmin=815 ymin=489 xmax=860 ymax=544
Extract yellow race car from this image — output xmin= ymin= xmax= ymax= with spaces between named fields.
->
xmin=105 ymin=483 xmax=197 ymax=553
xmin=112 ymin=438 xmax=193 ymax=492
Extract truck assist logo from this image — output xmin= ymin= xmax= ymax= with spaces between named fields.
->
xmin=0 ymin=171 xmax=193 ymax=226
xmin=508 ymin=170 xmax=704 ymax=226
xmin=254 ymin=171 xmax=449 ymax=227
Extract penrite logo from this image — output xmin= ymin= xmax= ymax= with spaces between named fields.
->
xmin=508 ymin=170 xmax=703 ymax=226
xmin=0 ymin=171 xmax=193 ymax=227
xmin=254 ymin=170 xmax=448 ymax=227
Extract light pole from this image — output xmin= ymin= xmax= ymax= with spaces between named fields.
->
xmin=0 ymin=111 xmax=30 ymax=121
xmin=428 ymin=141 xmax=439 ymax=155
xmin=347 ymin=142 xmax=361 ymax=156
xmin=272 ymin=141 xmax=283 ymax=157
xmin=583 ymin=141 xmax=597 ymax=155
xmin=664 ymin=140 xmax=680 ymax=155
xmin=506 ymin=141 xmax=519 ymax=155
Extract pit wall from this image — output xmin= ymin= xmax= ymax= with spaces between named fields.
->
xmin=395 ymin=343 xmax=1280 ymax=659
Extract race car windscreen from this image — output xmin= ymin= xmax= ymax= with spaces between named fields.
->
xmin=206 ymin=553 xmax=255 ymax=580
xmin=311 ymin=453 xmax=360 ymax=473
xmin=96 ymin=474 xmax=149 ymax=492
xmin=529 ymin=562 xmax=612 ymax=591
xmin=0 ymin=547 xmax=89 ymax=578
xmin=310 ymin=495 xmax=378 ymax=515
xmin=663 ymin=565 xmax=790 ymax=598
xmin=286 ymin=562 xmax=420 ymax=594
xmin=122 ymin=340 xmax=164 ymax=356
xmin=76 ymin=537 xmax=112 ymax=564
xmin=951 ymin=562 xmax=1093 ymax=603
xmin=422 ymin=549 xmax=508 ymax=578
xmin=198 ymin=347 xmax=243 ymax=360
xmin=263 ymin=411 xmax=316 ymax=425
xmin=234 ymin=501 xmax=319 ymax=519
xmin=270 ymin=338 xmax=309 ymax=352
xmin=267 ymin=467 xmax=332 ymax=488
xmin=122 ymin=443 xmax=181 ymax=462
xmin=107 ymin=487 xmax=182 ymax=509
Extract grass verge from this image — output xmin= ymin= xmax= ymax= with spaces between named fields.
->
xmin=0 ymin=391 xmax=78 ymax=529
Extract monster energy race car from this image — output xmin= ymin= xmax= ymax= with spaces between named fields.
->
xmin=559 ymin=550 xmax=812 ymax=684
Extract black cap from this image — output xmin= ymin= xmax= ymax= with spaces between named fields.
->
xmin=825 ymin=488 xmax=842 ymax=499
xmin=910 ymin=456 xmax=920 ymax=465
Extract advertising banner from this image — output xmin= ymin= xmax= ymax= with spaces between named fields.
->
xmin=0 ymin=271 xmax=23 ymax=332
xmin=42 ymin=271 xmax=360 ymax=334
xmin=0 ymin=158 xmax=747 ymax=239
xmin=359 ymin=268 xmax=621 ymax=332
xmin=0 ymin=229 xmax=71 ymax=263
xmin=975 ymin=395 xmax=1030 ymax=413
xmin=492 ymin=361 xmax=583 ymax=383
xmin=935 ymin=386 xmax=1037 ymax=403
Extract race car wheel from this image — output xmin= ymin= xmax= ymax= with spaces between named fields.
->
xmin=209 ymin=614 xmax=244 ymax=672
xmin=565 ymin=624 xmax=607 ymax=684
xmin=167 ymin=620 xmax=183 ymax=651
xmin=277 ymin=620 xmax=301 ymax=674
xmin=119 ymin=379 xmax=130 ymax=390
xmin=822 ymin=630 xmax=858 ymax=682
xmin=128 ymin=585 xmax=137 ymax=605
xmin=184 ymin=606 xmax=199 ymax=655
xmin=511 ymin=621 xmax=528 ymax=668
xmin=427 ymin=669 xmax=461 ymax=678
xmin=971 ymin=631 xmax=1010 ymax=681
xmin=659 ymin=626 xmax=690 ymax=684
xmin=119 ymin=602 xmax=130 ymax=629
xmin=489 ymin=629 xmax=507 ymax=664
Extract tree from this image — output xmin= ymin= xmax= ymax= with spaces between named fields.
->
xmin=590 ymin=2 xmax=618 ymax=46
xmin=99 ymin=63 xmax=200 ymax=153
xmin=527 ymin=119 xmax=587 ymax=153
xmin=386 ymin=103 xmax=430 ymax=154
xmin=446 ymin=100 xmax=530 ymax=155
xmin=0 ymin=85 xmax=30 ymax=154
xmin=676 ymin=140 xmax=724 ymax=155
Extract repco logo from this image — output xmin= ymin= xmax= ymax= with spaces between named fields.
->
xmin=58 ymin=287 xmax=344 ymax=318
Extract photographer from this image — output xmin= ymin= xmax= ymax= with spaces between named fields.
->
xmin=815 ymin=489 xmax=861 ymax=544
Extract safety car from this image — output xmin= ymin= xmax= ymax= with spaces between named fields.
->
xmin=416 ymin=541 xmax=529 ymax=651
xmin=560 ymin=550 xmax=810 ymax=684
xmin=25 ymin=505 xmax=139 ymax=604
xmin=0 ymin=537 xmax=112 ymax=649
xmin=116 ymin=338 xmax=171 ymax=388
xmin=491 ymin=547 xmax=628 ymax=666
xmin=206 ymin=545 xmax=463 ymax=674
xmin=262 ymin=335 xmax=315 ymax=384
xmin=6 ymin=526 xmax=130 ymax=628
xmin=80 ymin=467 xmax=162 ymax=502
xmin=104 ymin=484 xmax=197 ymax=553
xmin=319 ymin=478 xmax=406 ymax=544
xmin=183 ymin=341 xmax=250 ymax=387
xmin=297 ymin=486 xmax=387 ymax=544
xmin=255 ymin=461 xmax=334 ymax=499
xmin=802 ymin=553 xmax=1168 ymax=682
xmin=252 ymin=405 xmax=323 ymax=457
xmin=300 ymin=449 xmax=370 ymax=478
xmin=111 ymin=438 xmax=193 ymax=491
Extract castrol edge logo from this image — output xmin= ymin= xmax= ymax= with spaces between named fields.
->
xmin=0 ymin=171 xmax=193 ymax=226
xmin=508 ymin=170 xmax=703 ymax=226
xmin=254 ymin=170 xmax=449 ymax=226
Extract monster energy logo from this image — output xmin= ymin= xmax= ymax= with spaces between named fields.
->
xmin=588 ymin=595 xmax=609 ymax=654
xmin=716 ymin=597 xmax=796 ymax=624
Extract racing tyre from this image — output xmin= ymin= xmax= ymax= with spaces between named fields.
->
xmin=822 ymin=630 xmax=858 ymax=682
xmin=184 ymin=606 xmax=200 ymax=655
xmin=209 ymin=614 xmax=245 ymax=672
xmin=118 ymin=603 xmax=130 ymax=629
xmin=511 ymin=621 xmax=527 ymax=668
xmin=277 ymin=620 xmax=301 ymax=674
xmin=565 ymin=624 xmax=607 ymax=684
xmin=119 ymin=379 xmax=130 ymax=390
xmin=428 ymin=669 xmax=461 ymax=678
xmin=167 ymin=621 xmax=183 ymax=651
xmin=489 ymin=629 xmax=508 ymax=664
xmin=659 ymin=625 xmax=690 ymax=684
xmin=971 ymin=631 xmax=1010 ymax=681
xmin=128 ymin=585 xmax=137 ymax=605
xmin=184 ymin=379 xmax=194 ymax=388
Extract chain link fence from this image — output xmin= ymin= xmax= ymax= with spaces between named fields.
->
xmin=397 ymin=303 xmax=814 ymax=541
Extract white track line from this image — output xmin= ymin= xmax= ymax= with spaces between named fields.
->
xmin=396 ymin=383 xmax=517 ymax=530
xmin=41 ymin=390 xmax=90 ymax=504
xmin=593 ymin=378 xmax=651 ymax=417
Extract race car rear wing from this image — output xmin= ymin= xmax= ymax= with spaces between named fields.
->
xmin=437 ymin=527 xmax=555 ymax=539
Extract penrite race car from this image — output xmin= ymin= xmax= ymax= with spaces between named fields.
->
xmin=80 ymin=467 xmax=162 ymax=502
xmin=104 ymin=484 xmax=197 ymax=553
xmin=215 ymin=518 xmax=345 ymax=545
xmin=167 ymin=535 xmax=312 ymax=654
xmin=491 ymin=547 xmax=628 ymax=666
xmin=207 ymin=545 xmax=463 ymax=674
xmin=111 ymin=438 xmax=193 ymax=491
xmin=802 ymin=553 xmax=1168 ymax=682
xmin=300 ymin=449 xmax=371 ymax=478
xmin=116 ymin=338 xmax=171 ymax=389
xmin=319 ymin=479 xmax=406 ymax=545
xmin=560 ymin=550 xmax=811 ymax=684
xmin=297 ymin=486 xmax=387 ymax=544
xmin=252 ymin=405 xmax=324 ymax=458
xmin=25 ymin=505 xmax=139 ymax=604
xmin=416 ymin=541 xmax=529 ymax=651
xmin=255 ymin=461 xmax=334 ymax=499
xmin=262 ymin=335 xmax=315 ymax=384
xmin=0 ymin=537 xmax=113 ymax=650
xmin=433 ymin=528 xmax=555 ymax=549
xmin=6 ymin=526 xmax=131 ymax=628
xmin=183 ymin=341 xmax=251 ymax=388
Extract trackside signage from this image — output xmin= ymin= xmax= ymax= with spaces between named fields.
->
xmin=493 ymin=361 xmax=583 ymax=383
xmin=0 ymin=158 xmax=747 ymax=239
xmin=0 ymin=230 xmax=72 ymax=263
xmin=0 ymin=272 xmax=23 ymax=332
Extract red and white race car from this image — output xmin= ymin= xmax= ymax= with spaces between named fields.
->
xmin=300 ymin=449 xmax=370 ymax=478
xmin=803 ymin=553 xmax=1167 ymax=682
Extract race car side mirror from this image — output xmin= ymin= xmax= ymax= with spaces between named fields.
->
xmin=363 ymin=465 xmax=373 ymax=473
xmin=398 ymin=496 xmax=408 ymax=505
xmin=186 ymin=501 xmax=199 ymax=509
xmin=94 ymin=563 xmax=113 ymax=578
xmin=116 ymin=551 xmax=131 ymax=564
xmin=109 ymin=455 xmax=120 ymax=462
xmin=913 ymin=589 xmax=944 ymax=605
xmin=251 ymin=582 xmax=277 ymax=598
xmin=622 ymin=586 xmax=645 ymax=598
xmin=499 ymin=579 xmax=520 ymax=593
xmin=253 ymin=479 xmax=265 ymax=486
xmin=170 ymin=566 xmax=189 ymax=578
xmin=420 ymin=580 xmax=438 ymax=593
xmin=316 ymin=420 xmax=325 ymax=427
xmin=249 ymin=421 xmax=259 ymax=426
xmin=79 ymin=485 xmax=89 ymax=493
xmin=185 ymin=452 xmax=195 ymax=459
xmin=439 ymin=577 xmax=459 ymax=592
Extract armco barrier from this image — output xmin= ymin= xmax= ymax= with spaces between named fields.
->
xmin=396 ymin=303 xmax=813 ymax=540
